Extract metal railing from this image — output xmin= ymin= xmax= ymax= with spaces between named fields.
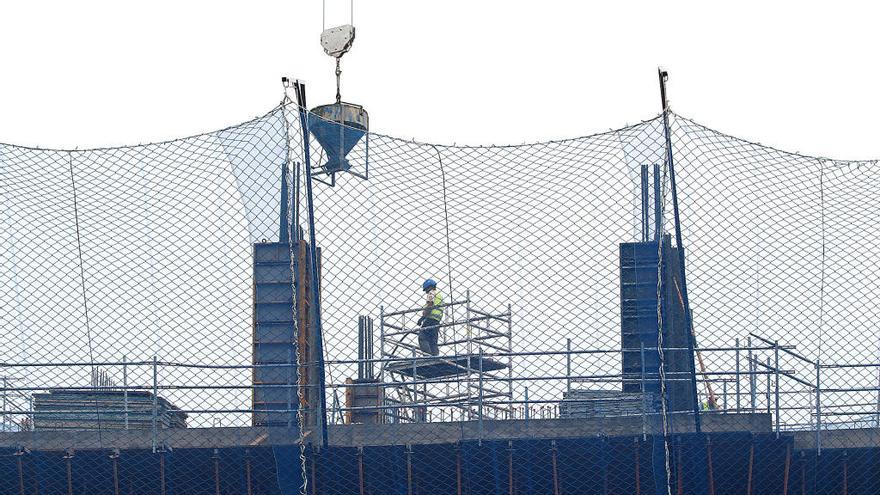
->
xmin=1 ymin=333 xmax=879 ymax=454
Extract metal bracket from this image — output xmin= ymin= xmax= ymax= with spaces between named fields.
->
xmin=321 ymin=24 xmax=356 ymax=58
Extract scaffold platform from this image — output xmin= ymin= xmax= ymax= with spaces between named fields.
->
xmin=384 ymin=355 xmax=508 ymax=379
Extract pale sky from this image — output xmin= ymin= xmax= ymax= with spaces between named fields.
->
xmin=0 ymin=1 xmax=878 ymax=160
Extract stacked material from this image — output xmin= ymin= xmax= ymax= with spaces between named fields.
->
xmin=33 ymin=390 xmax=187 ymax=431
xmin=558 ymin=389 xmax=657 ymax=419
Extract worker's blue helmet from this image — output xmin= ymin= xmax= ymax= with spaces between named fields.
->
xmin=422 ymin=279 xmax=437 ymax=291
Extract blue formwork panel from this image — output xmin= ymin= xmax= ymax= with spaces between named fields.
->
xmin=254 ymin=242 xmax=292 ymax=263
xmin=256 ymin=282 xmax=294 ymax=304
xmin=30 ymin=450 xmax=70 ymax=495
xmin=253 ymin=383 xmax=297 ymax=404
xmin=166 ymin=448 xmax=212 ymax=495
xmin=254 ymin=360 xmax=296 ymax=384
xmin=255 ymin=302 xmax=295 ymax=323
xmin=253 ymin=240 xmax=297 ymax=427
xmin=510 ymin=440 xmax=555 ymax=495
xmin=619 ymin=242 xmax=661 ymax=337
xmin=750 ymin=434 xmax=792 ymax=495
xmin=254 ymin=342 xmax=296 ymax=364
xmin=411 ymin=442 xmax=458 ymax=494
xmin=605 ymin=436 xmax=643 ymax=494
xmin=255 ymin=322 xmax=295 ymax=344
xmin=312 ymin=447 xmax=360 ymax=495
xmin=461 ymin=440 xmax=510 ymax=495
xmin=620 ymin=241 xmax=664 ymax=397
xmin=362 ymin=445 xmax=408 ymax=495
xmin=118 ymin=449 xmax=163 ymax=495
xmin=254 ymin=263 xmax=293 ymax=284
xmin=0 ymin=447 xmax=299 ymax=495
xmin=271 ymin=445 xmax=303 ymax=495
xmin=10 ymin=438 xmax=879 ymax=495
xmin=844 ymin=447 xmax=880 ymax=494
xmin=706 ymin=432 xmax=751 ymax=495
xmin=672 ymin=434 xmax=711 ymax=495
xmin=619 ymin=239 xmax=695 ymax=416
xmin=555 ymin=437 xmax=608 ymax=495
xmin=253 ymin=402 xmax=296 ymax=427
xmin=75 ymin=450 xmax=116 ymax=494
xmin=0 ymin=448 xmax=22 ymax=495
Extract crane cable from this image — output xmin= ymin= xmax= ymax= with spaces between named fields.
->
xmin=322 ymin=0 xmax=354 ymax=30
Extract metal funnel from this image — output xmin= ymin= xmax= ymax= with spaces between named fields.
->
xmin=308 ymin=102 xmax=369 ymax=175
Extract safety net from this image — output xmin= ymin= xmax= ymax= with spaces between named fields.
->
xmin=1 ymin=96 xmax=879 ymax=494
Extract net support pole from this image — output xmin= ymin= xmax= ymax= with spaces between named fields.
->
xmin=657 ymin=68 xmax=702 ymax=433
xmin=653 ymin=164 xmax=661 ymax=241
xmin=735 ymin=339 xmax=740 ymax=412
xmin=815 ymin=360 xmax=822 ymax=455
xmin=640 ymin=164 xmax=649 ymax=241
xmin=293 ymin=80 xmax=329 ymax=447
xmin=152 ymin=355 xmax=158 ymax=452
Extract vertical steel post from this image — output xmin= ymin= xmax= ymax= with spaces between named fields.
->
xmin=465 ymin=290 xmax=472 ymax=355
xmin=765 ymin=357 xmax=771 ymax=415
xmin=746 ymin=438 xmax=755 ymax=495
xmin=706 ymin=436 xmax=715 ymax=495
xmin=774 ymin=341 xmax=781 ymax=437
xmin=657 ymin=68 xmax=701 ymax=433
xmin=566 ymin=338 xmax=572 ymax=395
xmin=245 ymin=450 xmax=253 ymax=495
xmin=379 ymin=305 xmax=387 ymax=423
xmin=478 ymin=346 xmax=484 ymax=444
xmin=465 ymin=291 xmax=472 ymax=420
xmin=294 ymin=162 xmax=301 ymax=242
xmin=2 ymin=376 xmax=6 ymax=432
xmin=15 ymin=450 xmax=25 ymax=495
xmin=815 ymin=360 xmax=822 ymax=455
xmin=640 ymin=164 xmax=650 ymax=241
xmin=279 ymin=161 xmax=290 ymax=242
xmin=151 ymin=355 xmax=158 ymax=452
xmin=876 ymin=361 xmax=880 ymax=428
xmin=507 ymin=304 xmax=514 ymax=419
xmin=358 ymin=316 xmax=364 ymax=380
xmin=524 ymin=386 xmax=530 ymax=422
xmin=735 ymin=339 xmax=741 ymax=412
xmin=634 ymin=437 xmax=641 ymax=495
xmin=653 ymin=164 xmax=661 ymax=241
xmin=293 ymin=80 xmax=329 ymax=447
xmin=640 ymin=342 xmax=647 ymax=440
xmin=111 ymin=449 xmax=121 ymax=495
xmin=213 ymin=449 xmax=221 ymax=495
xmin=379 ymin=306 xmax=385 ymax=367
xmin=406 ymin=444 xmax=413 ymax=495
xmin=782 ymin=444 xmax=791 ymax=495
xmin=159 ymin=447 xmax=167 ymax=495
xmin=357 ymin=447 xmax=365 ymax=495
xmin=723 ymin=380 xmax=728 ymax=413
xmin=456 ymin=444 xmax=463 ymax=495
xmin=64 ymin=449 xmax=74 ymax=495
xmin=411 ymin=347 xmax=418 ymax=423
xmin=123 ymin=355 xmax=129 ymax=430
xmin=748 ymin=337 xmax=756 ymax=411
xmin=507 ymin=441 xmax=514 ymax=495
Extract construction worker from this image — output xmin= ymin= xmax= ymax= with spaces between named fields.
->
xmin=417 ymin=279 xmax=444 ymax=356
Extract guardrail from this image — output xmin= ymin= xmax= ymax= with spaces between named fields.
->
xmin=1 ymin=335 xmax=878 ymax=455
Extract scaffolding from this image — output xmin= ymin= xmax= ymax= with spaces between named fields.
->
xmin=378 ymin=292 xmax=513 ymax=423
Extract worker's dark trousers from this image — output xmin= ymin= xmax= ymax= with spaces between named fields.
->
xmin=418 ymin=318 xmax=440 ymax=356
